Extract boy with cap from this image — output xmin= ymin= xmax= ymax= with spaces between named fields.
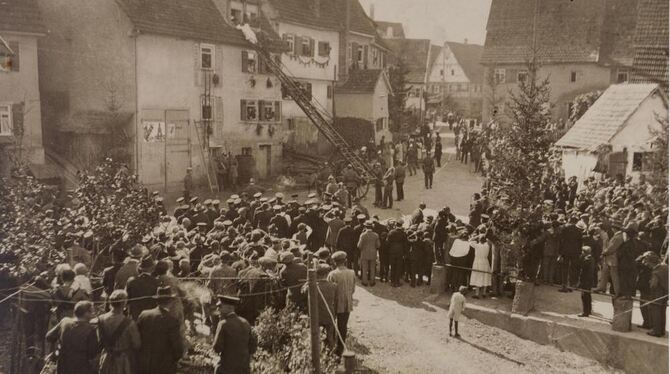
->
xmin=447 ymin=286 xmax=467 ymax=338
xmin=213 ymin=295 xmax=258 ymax=374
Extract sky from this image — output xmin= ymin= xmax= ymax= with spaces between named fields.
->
xmin=359 ymin=0 xmax=492 ymax=45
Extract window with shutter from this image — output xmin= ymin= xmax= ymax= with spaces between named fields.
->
xmin=273 ymin=101 xmax=281 ymax=122
xmin=0 ymin=104 xmax=12 ymax=136
xmin=284 ymin=34 xmax=295 ymax=54
xmin=240 ymin=100 xmax=247 ymax=121
xmin=241 ymin=51 xmax=248 ymax=72
xmin=318 ymin=41 xmax=330 ymax=57
xmin=363 ymin=45 xmax=368 ymax=68
xmin=194 ymin=43 xmax=202 ymax=86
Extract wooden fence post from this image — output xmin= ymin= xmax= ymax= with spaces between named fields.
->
xmin=307 ymin=269 xmax=321 ymax=373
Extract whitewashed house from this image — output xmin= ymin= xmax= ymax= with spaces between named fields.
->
xmin=556 ymin=83 xmax=667 ymax=182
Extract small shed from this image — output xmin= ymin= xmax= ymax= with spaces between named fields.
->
xmin=555 ymin=83 xmax=667 ymax=182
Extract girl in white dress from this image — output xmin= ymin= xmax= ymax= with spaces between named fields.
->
xmin=469 ymin=236 xmax=492 ymax=298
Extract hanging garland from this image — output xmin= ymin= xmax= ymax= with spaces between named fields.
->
xmin=286 ymin=53 xmax=330 ymax=68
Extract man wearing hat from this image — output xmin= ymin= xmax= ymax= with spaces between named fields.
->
xmin=358 ymin=221 xmax=380 ymax=286
xmin=327 ymin=251 xmax=356 ymax=357
xmin=114 ymin=244 xmax=145 ymax=289
xmin=126 ymin=255 xmax=159 ymax=320
xmin=558 ymin=216 xmax=583 ymax=292
xmin=137 ymin=286 xmax=184 ymax=374
xmin=422 ymin=151 xmax=436 ymax=189
xmin=213 ymin=295 xmax=258 ymax=374
xmin=279 ymin=252 xmax=308 ymax=310
xmin=617 ymin=222 xmax=644 ymax=299
xmin=325 ymin=210 xmax=345 ymax=250
xmin=640 ymin=251 xmax=668 ymax=337
xmin=336 ymin=217 xmax=357 ymax=271
xmin=387 ymin=221 xmax=409 ymax=287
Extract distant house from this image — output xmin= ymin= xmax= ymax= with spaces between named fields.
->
xmin=481 ymin=0 xmax=638 ymax=125
xmin=427 ymin=41 xmax=484 ymax=121
xmin=630 ymin=0 xmax=669 ymax=90
xmin=375 ymin=21 xmax=405 ymax=39
xmin=385 ymin=38 xmax=432 ymax=116
xmin=38 ymin=0 xmax=285 ymax=190
xmin=334 ymin=69 xmax=392 ymax=144
xmin=0 ymin=0 xmax=47 ymax=175
xmin=555 ymin=84 xmax=667 ymax=182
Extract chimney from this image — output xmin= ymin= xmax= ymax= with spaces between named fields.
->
xmin=464 ymin=38 xmax=468 ymax=44
xmin=314 ymin=0 xmax=320 ymax=18
xmin=369 ymin=3 xmax=375 ymax=20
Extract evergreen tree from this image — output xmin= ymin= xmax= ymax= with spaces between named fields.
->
xmin=388 ymin=59 xmax=410 ymax=132
xmin=487 ymin=58 xmax=559 ymax=278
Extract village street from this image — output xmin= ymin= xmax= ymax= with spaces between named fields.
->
xmin=342 ymin=132 xmax=618 ymax=373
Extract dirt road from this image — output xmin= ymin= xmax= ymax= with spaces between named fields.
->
xmin=348 ymin=283 xmax=619 ymax=374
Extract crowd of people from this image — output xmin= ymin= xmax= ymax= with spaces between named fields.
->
xmin=1 ymin=121 xmax=669 ymax=373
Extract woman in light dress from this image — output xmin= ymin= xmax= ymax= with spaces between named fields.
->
xmin=469 ymin=234 xmax=492 ymax=298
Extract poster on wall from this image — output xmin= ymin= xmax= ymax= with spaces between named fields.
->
xmin=142 ymin=121 xmax=165 ymax=142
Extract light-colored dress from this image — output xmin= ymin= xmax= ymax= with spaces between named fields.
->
xmin=447 ymin=292 xmax=466 ymax=321
xmin=469 ymin=241 xmax=492 ymax=287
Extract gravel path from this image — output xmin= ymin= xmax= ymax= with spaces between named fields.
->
xmin=348 ymin=282 xmax=620 ymax=374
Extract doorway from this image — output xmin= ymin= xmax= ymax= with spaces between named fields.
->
xmin=258 ymin=144 xmax=272 ymax=179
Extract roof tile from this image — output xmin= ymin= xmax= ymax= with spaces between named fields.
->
xmin=0 ymin=0 xmax=47 ymax=35
xmin=555 ymin=84 xmax=659 ymax=150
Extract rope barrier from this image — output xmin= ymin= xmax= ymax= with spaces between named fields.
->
xmin=2 ymin=283 xmax=305 ymax=305
xmin=316 ymin=283 xmax=348 ymax=349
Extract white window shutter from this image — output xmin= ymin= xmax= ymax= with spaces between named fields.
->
xmin=194 ymin=43 xmax=202 ymax=86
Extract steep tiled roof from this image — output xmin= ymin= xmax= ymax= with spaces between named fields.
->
xmin=0 ymin=0 xmax=47 ymax=35
xmin=375 ymin=21 xmax=405 ymax=39
xmin=336 ymin=69 xmax=383 ymax=93
xmin=268 ymin=0 xmax=376 ymax=36
xmin=386 ymin=38 xmax=431 ymax=83
xmin=115 ymin=0 xmax=247 ymax=45
xmin=446 ymin=42 xmax=485 ymax=84
xmin=630 ymin=0 xmax=669 ymax=87
xmin=556 ymin=84 xmax=659 ymax=150
xmin=633 ymin=0 xmax=669 ymax=48
xmin=482 ymin=0 xmax=636 ymax=66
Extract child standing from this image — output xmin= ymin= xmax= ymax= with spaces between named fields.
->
xmin=448 ymin=286 xmax=467 ymax=337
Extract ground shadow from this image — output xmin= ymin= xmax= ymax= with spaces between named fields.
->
xmin=357 ymin=280 xmax=440 ymax=312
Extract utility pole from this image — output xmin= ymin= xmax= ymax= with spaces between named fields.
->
xmin=307 ymin=267 xmax=321 ymax=373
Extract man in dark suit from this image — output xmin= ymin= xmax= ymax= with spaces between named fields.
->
xmin=641 ymin=251 xmax=668 ymax=337
xmin=214 ymin=295 xmax=257 ymax=374
xmin=558 ymin=216 xmax=583 ymax=292
xmin=126 ymin=256 xmax=159 ymax=320
xmin=137 ymin=286 xmax=185 ymax=374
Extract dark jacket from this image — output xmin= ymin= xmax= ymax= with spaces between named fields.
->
xmin=387 ymin=229 xmax=408 ymax=257
xmin=214 ymin=312 xmax=257 ymax=374
xmin=559 ymin=224 xmax=582 ymax=257
xmin=336 ymin=225 xmax=357 ymax=254
xmin=46 ymin=318 xmax=100 ymax=374
xmin=126 ymin=273 xmax=159 ymax=320
xmin=137 ymin=306 xmax=184 ymax=374
xmin=578 ymin=255 xmax=596 ymax=289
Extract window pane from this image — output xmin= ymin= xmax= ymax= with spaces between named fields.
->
xmin=0 ymin=106 xmax=11 ymax=135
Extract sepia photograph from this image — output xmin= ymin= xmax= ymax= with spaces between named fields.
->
xmin=0 ymin=0 xmax=668 ymax=373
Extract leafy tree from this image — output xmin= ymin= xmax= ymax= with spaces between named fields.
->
xmin=388 ymin=59 xmax=410 ymax=132
xmin=646 ymin=114 xmax=669 ymax=193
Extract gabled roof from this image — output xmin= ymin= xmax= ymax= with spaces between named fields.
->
xmin=555 ymin=84 xmax=660 ymax=150
xmin=386 ymin=38 xmax=431 ymax=83
xmin=630 ymin=0 xmax=669 ymax=87
xmin=267 ymin=0 xmax=376 ymax=36
xmin=446 ymin=41 xmax=485 ymax=84
xmin=115 ymin=0 xmax=247 ymax=46
xmin=335 ymin=69 xmax=390 ymax=94
xmin=481 ymin=0 xmax=636 ymax=66
xmin=0 ymin=0 xmax=47 ymax=35
xmin=375 ymin=21 xmax=405 ymax=39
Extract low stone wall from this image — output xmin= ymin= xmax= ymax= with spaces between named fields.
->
xmin=463 ymin=304 xmax=668 ymax=374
